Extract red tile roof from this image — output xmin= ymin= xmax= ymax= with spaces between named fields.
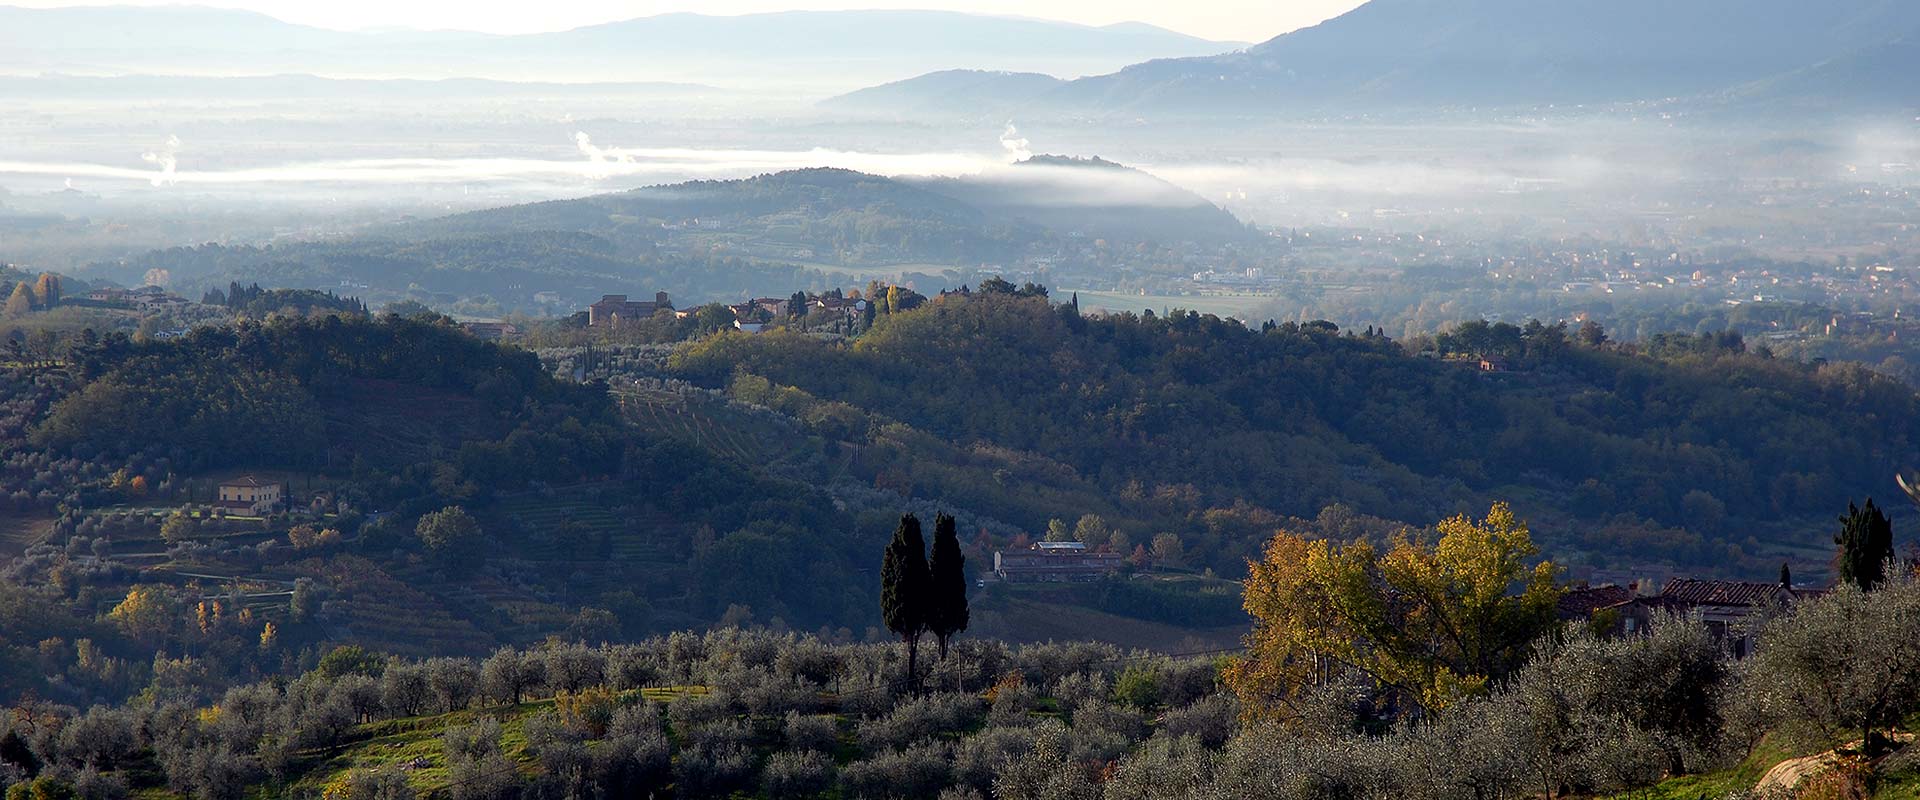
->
xmin=1658 ymin=578 xmax=1787 ymax=607
xmin=1558 ymin=584 xmax=1635 ymax=618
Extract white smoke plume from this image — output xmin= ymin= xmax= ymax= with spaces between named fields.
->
xmin=575 ymin=131 xmax=638 ymax=172
xmin=999 ymin=122 xmax=1032 ymax=163
xmin=140 ymin=134 xmax=181 ymax=187
xmin=143 ymin=268 xmax=171 ymax=288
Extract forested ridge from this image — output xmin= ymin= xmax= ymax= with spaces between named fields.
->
xmin=112 ymin=234 xmax=833 ymax=317
xmin=0 ymin=313 xmax=880 ymax=711
xmin=672 ymin=292 xmax=1919 ymax=576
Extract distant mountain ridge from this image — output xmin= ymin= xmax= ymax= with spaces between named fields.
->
xmin=0 ymin=5 xmax=1241 ymax=92
xmin=829 ymin=0 xmax=1920 ymax=116
xmin=821 ymin=70 xmax=1068 ymax=116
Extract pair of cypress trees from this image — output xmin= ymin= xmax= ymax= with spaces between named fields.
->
xmin=880 ymin=513 xmax=970 ymax=688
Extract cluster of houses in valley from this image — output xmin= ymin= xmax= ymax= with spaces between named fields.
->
xmin=584 ymin=291 xmax=870 ymax=333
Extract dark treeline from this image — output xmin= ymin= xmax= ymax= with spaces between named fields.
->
xmin=202 ymin=282 xmax=368 ymax=318
xmin=111 ymin=233 xmax=841 ymax=317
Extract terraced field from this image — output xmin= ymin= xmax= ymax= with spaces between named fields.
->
xmin=493 ymin=487 xmax=685 ymax=565
xmin=0 ymin=512 xmax=51 ymax=556
xmin=303 ymin=556 xmax=497 ymax=656
xmin=610 ymin=385 xmax=792 ymax=466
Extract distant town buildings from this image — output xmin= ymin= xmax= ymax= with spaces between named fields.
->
xmin=588 ymin=293 xmax=673 ymax=328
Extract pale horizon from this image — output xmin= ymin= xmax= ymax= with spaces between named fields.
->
xmin=3 ymin=0 xmax=1369 ymax=43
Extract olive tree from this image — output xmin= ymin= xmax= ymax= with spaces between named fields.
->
xmin=1742 ymin=574 xmax=1920 ymax=761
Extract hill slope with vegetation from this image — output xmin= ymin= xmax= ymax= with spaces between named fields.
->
xmin=669 ymin=292 xmax=1919 ymax=578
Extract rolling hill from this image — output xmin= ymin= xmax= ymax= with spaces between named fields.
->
xmin=96 ymin=163 xmax=1249 ymax=309
xmin=417 ymin=161 xmax=1252 ymax=262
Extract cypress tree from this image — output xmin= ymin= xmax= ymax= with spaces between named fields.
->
xmin=1835 ymin=498 xmax=1896 ymax=591
xmin=880 ymin=513 xmax=931 ymax=687
xmin=927 ymin=513 xmax=970 ymax=660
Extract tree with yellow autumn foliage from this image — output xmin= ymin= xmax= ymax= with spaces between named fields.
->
xmin=1226 ymin=502 xmax=1560 ymax=719
xmin=108 ymin=585 xmax=175 ymax=642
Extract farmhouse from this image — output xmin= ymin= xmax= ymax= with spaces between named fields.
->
xmin=993 ymin=541 xmax=1124 ymax=583
xmin=588 ymin=292 xmax=673 ymax=328
xmin=1596 ymin=577 xmax=1822 ymax=657
xmin=217 ymin=476 xmax=284 ymax=513
xmin=814 ymin=296 xmax=868 ymax=312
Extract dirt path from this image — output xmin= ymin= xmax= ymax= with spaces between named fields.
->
xmin=1753 ymin=733 xmax=1913 ymax=797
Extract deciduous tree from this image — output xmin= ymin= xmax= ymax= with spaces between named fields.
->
xmin=159 ymin=510 xmax=196 ymax=543
xmin=416 ymin=506 xmax=481 ymax=557
xmin=4 ymin=282 xmax=32 ymax=318
xmin=1227 ymin=503 xmax=1560 ymax=718
xmin=32 ymin=274 xmax=60 ymax=309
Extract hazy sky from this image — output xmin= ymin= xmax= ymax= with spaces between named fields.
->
xmin=11 ymin=0 xmax=1368 ymax=42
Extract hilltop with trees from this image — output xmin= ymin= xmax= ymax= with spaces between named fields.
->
xmin=670 ymin=289 xmax=1919 ymax=579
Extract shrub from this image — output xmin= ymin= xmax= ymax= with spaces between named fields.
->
xmin=1159 ymin=694 xmax=1239 ymax=749
xmin=762 ymin=750 xmax=835 ymax=800
xmin=856 ymin=693 xmax=986 ymax=751
xmin=1111 ymin=664 xmax=1162 ymax=710
xmin=950 ymin=726 xmax=1034 ymax=794
xmin=839 ymin=744 xmax=951 ymax=800
xmin=673 ymin=722 xmax=756 ymax=799
xmin=784 ymin=712 xmax=841 ymax=753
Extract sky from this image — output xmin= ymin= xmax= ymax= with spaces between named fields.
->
xmin=7 ymin=0 xmax=1368 ymax=42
